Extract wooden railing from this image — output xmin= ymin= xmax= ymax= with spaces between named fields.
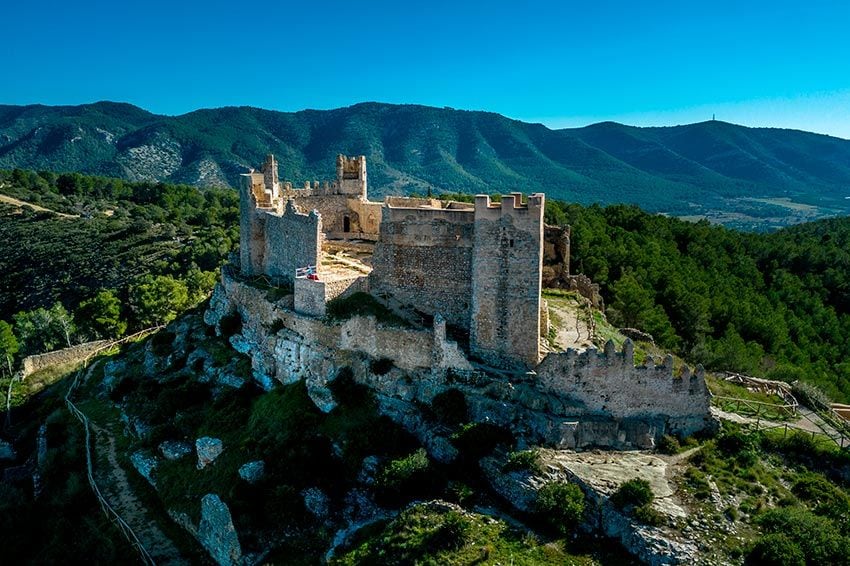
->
xmin=63 ymin=326 xmax=163 ymax=566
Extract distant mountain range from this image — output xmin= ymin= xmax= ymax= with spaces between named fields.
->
xmin=1 ymin=101 xmax=849 ymax=228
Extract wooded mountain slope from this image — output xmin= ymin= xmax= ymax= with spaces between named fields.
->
xmin=2 ymin=102 xmax=849 ymax=228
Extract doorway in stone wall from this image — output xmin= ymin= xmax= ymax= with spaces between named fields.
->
xmin=343 ymin=215 xmax=351 ymax=233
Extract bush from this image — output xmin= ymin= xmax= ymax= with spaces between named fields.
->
xmin=755 ymin=507 xmax=847 ymax=564
xmin=658 ymin=434 xmax=681 ymax=455
xmin=535 ymin=481 xmax=585 ymax=535
xmin=430 ymin=388 xmax=467 ymax=426
xmin=150 ymin=330 xmax=176 ymax=356
xmin=633 ymin=503 xmax=665 ymax=526
xmin=325 ymin=293 xmax=408 ymax=326
xmin=503 ymin=449 xmax=544 ymax=474
xmin=746 ymin=533 xmax=805 ymax=566
xmin=427 ymin=511 xmax=471 ymax=551
xmin=376 ymin=448 xmax=437 ymax=504
xmin=451 ymin=422 xmax=514 ymax=462
xmin=611 ymin=478 xmax=654 ymax=509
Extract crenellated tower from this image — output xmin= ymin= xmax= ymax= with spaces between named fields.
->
xmin=335 ymin=155 xmax=368 ymax=198
xmin=470 ymin=193 xmax=545 ymax=368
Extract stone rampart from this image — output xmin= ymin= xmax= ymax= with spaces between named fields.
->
xmin=294 ymin=275 xmax=368 ymax=318
xmin=370 ymin=205 xmax=475 ymax=327
xmin=263 ymin=200 xmax=321 ymax=284
xmin=535 ymin=339 xmax=713 ymax=435
xmin=22 ymin=340 xmax=110 ymax=378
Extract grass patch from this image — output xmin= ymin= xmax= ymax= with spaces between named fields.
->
xmin=325 ymin=292 xmax=409 ymax=327
xmin=331 ymin=502 xmax=601 ymax=566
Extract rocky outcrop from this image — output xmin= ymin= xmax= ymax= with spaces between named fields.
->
xmin=198 ymin=494 xmax=242 ymax=566
xmin=196 ymin=437 xmax=224 ymax=469
xmin=159 ymin=440 xmax=192 ymax=461
xmin=0 ymin=439 xmax=16 ymax=461
xmin=130 ymin=450 xmax=159 ymax=486
xmin=238 ymin=460 xmax=265 ymax=484
xmin=485 ymin=449 xmax=700 ymax=565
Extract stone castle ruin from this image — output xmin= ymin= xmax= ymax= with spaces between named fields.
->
xmin=240 ymin=154 xmax=544 ymax=368
xmin=210 ymin=153 xmax=715 ymax=451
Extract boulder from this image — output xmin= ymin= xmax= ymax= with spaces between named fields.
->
xmin=302 ymin=487 xmax=330 ymax=519
xmin=198 ymin=494 xmax=242 ymax=566
xmin=159 ymin=440 xmax=192 ymax=461
xmin=130 ymin=450 xmax=159 ymax=486
xmin=0 ymin=439 xmax=16 ymax=461
xmin=238 ymin=460 xmax=265 ymax=484
xmin=196 ymin=437 xmax=224 ymax=469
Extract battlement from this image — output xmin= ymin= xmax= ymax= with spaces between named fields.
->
xmin=535 ymin=339 xmax=712 ymax=430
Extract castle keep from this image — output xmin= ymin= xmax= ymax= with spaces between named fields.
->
xmin=239 ymin=154 xmax=545 ymax=368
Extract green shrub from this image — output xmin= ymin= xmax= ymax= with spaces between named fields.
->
xmin=755 ymin=507 xmax=846 ymax=564
xmin=376 ymin=448 xmax=437 ymax=504
xmin=658 ymin=434 xmax=681 ymax=454
xmin=746 ymin=533 xmax=805 ymax=566
xmin=633 ymin=504 xmax=665 ymax=526
xmin=326 ymin=293 xmax=408 ymax=326
xmin=427 ymin=511 xmax=471 ymax=551
xmin=430 ymin=388 xmax=468 ymax=426
xmin=451 ymin=422 xmax=514 ymax=462
xmin=611 ymin=478 xmax=654 ymax=509
xmin=503 ymin=449 xmax=544 ymax=474
xmin=535 ymin=481 xmax=585 ymax=535
xmin=150 ymin=330 xmax=176 ymax=356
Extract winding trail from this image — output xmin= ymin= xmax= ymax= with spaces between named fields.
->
xmin=91 ymin=422 xmax=187 ymax=565
xmin=0 ymin=193 xmax=80 ymax=218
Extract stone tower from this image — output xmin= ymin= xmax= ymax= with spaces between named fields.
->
xmin=262 ymin=154 xmax=280 ymax=201
xmin=336 ymin=155 xmax=367 ymax=198
xmin=470 ymin=193 xmax=545 ymax=368
xmin=239 ymin=171 xmax=268 ymax=276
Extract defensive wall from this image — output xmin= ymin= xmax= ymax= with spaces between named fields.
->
xmin=21 ymin=340 xmax=110 ymax=378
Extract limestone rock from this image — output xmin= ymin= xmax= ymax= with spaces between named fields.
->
xmin=357 ymin=455 xmax=381 ymax=485
xmin=130 ymin=450 xmax=159 ymax=486
xmin=196 ymin=437 xmax=224 ymax=469
xmin=238 ymin=460 xmax=265 ymax=484
xmin=0 ymin=439 xmax=16 ymax=461
xmin=100 ymin=359 xmax=126 ymax=397
xmin=198 ymin=493 xmax=242 ymax=566
xmin=159 ymin=440 xmax=192 ymax=461
xmin=302 ymin=486 xmax=330 ymax=519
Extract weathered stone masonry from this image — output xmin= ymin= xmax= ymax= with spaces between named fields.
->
xmin=239 ymin=154 xmax=547 ymax=369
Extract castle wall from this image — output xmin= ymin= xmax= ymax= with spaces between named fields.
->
xmin=535 ymin=340 xmax=713 ymax=435
xmin=239 ymin=172 xmax=268 ymax=276
xmin=470 ymin=194 xmax=545 ymax=368
xmin=294 ymin=275 xmax=368 ymax=318
xmin=262 ymin=200 xmax=321 ymax=284
xmin=370 ymin=205 xmax=476 ymax=327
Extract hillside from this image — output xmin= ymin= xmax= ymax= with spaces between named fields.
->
xmin=2 ymin=102 xmax=849 ymax=229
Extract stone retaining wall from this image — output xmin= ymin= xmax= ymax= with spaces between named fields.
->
xmin=22 ymin=340 xmax=110 ymax=378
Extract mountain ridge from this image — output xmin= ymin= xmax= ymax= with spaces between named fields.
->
xmin=1 ymin=100 xmax=849 ymax=227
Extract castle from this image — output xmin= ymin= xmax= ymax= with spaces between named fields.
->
xmin=239 ymin=154 xmax=545 ymax=369
xmin=222 ymin=153 xmax=714 ymax=448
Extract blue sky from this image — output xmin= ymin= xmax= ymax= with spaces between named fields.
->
xmin=2 ymin=0 xmax=849 ymax=138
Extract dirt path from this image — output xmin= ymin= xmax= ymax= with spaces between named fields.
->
xmin=545 ymin=294 xmax=594 ymax=351
xmin=92 ymin=422 xmax=188 ymax=565
xmin=0 ymin=193 xmax=80 ymax=218
xmin=711 ymin=406 xmax=849 ymax=447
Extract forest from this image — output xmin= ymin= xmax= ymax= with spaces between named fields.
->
xmin=0 ymin=168 xmax=848 ymax=402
